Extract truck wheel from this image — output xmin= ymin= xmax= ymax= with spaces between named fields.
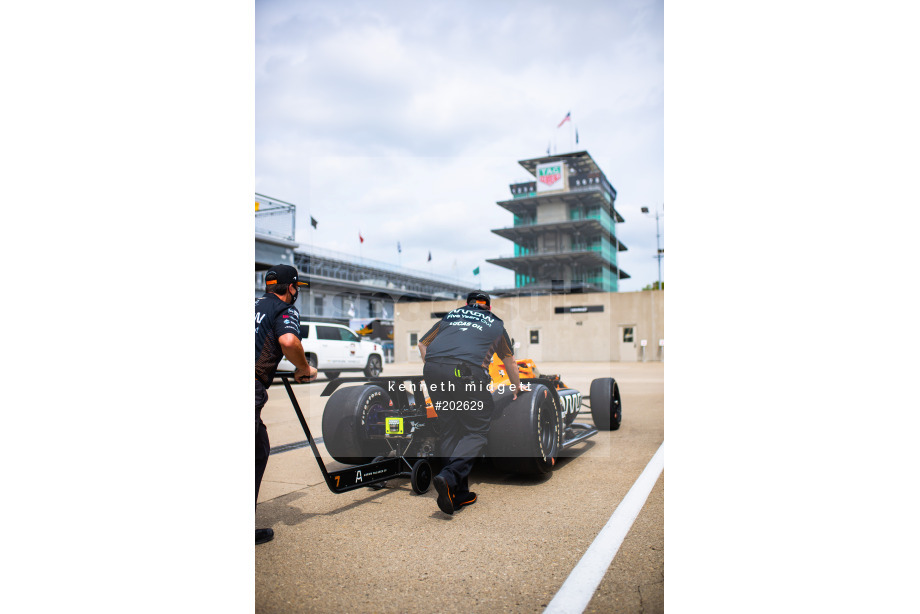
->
xmin=364 ymin=355 xmax=383 ymax=377
xmin=590 ymin=378 xmax=622 ymax=431
xmin=321 ymin=385 xmax=390 ymax=464
xmin=324 ymin=371 xmax=341 ymax=380
xmin=486 ymin=384 xmax=560 ymax=475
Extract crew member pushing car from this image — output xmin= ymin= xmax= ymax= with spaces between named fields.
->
xmin=418 ymin=291 xmax=525 ymax=515
xmin=255 ymin=264 xmax=317 ymax=544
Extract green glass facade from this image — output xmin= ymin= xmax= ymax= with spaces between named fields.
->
xmin=489 ymin=151 xmax=629 ymax=292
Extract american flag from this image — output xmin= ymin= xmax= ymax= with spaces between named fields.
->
xmin=557 ymin=111 xmax=571 ymax=128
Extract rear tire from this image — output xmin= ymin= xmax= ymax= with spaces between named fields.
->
xmin=590 ymin=378 xmax=622 ymax=431
xmin=321 ymin=385 xmax=390 ymax=464
xmin=486 ymin=384 xmax=560 ymax=475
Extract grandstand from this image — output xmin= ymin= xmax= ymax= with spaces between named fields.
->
xmin=255 ymin=193 xmax=468 ymax=323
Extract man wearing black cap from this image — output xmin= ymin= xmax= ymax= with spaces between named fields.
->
xmin=255 ymin=264 xmax=317 ymax=544
xmin=418 ymin=291 xmax=525 ymax=515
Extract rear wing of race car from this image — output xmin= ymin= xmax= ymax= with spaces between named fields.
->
xmin=321 ymin=375 xmax=580 ymax=418
xmin=321 ymin=375 xmax=564 ymax=419
xmin=321 ymin=376 xmax=437 ymax=418
xmin=321 ymin=375 xmax=425 ymax=401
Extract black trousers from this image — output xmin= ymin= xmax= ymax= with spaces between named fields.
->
xmin=423 ymin=361 xmax=495 ymax=497
xmin=255 ymin=380 xmax=270 ymax=511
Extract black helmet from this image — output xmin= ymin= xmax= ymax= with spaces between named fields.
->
xmin=466 ymin=291 xmax=491 ymax=310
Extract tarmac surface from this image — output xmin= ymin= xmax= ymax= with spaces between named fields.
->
xmin=256 ymin=361 xmax=663 ymax=613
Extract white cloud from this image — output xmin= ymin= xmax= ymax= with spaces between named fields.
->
xmin=256 ymin=0 xmax=664 ymax=290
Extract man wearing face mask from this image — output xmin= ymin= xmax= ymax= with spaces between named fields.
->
xmin=255 ymin=264 xmax=317 ymax=544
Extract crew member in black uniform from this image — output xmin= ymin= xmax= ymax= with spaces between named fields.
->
xmin=255 ymin=264 xmax=317 ymax=544
xmin=418 ymin=291 xmax=525 ymax=515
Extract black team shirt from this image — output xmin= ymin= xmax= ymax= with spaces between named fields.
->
xmin=255 ymin=293 xmax=301 ymax=387
xmin=420 ymin=305 xmax=514 ymax=368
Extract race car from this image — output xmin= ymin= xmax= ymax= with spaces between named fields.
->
xmin=318 ymin=354 xmax=621 ymax=482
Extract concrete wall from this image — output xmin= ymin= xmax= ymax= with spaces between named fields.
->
xmin=537 ymin=201 xmax=567 ymax=224
xmin=394 ymin=290 xmax=664 ymax=363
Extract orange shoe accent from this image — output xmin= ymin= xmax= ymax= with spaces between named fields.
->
xmin=457 ymin=494 xmax=477 ymax=507
xmin=434 ymin=476 xmax=454 ymax=515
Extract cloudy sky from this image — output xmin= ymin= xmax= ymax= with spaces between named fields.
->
xmin=256 ymin=0 xmax=664 ymax=292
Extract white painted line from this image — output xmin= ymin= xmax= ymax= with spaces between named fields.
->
xmin=544 ymin=442 xmax=664 ymax=614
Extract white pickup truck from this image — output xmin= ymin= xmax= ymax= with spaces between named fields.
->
xmin=277 ymin=321 xmax=384 ymax=379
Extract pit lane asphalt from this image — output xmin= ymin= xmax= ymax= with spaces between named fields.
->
xmin=256 ymin=361 xmax=664 ymax=613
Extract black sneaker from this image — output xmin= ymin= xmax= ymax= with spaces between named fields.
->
xmin=433 ymin=475 xmax=454 ymax=515
xmin=256 ymin=528 xmax=274 ymax=545
xmin=455 ymin=492 xmax=477 ymax=509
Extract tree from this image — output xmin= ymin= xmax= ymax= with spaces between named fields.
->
xmin=641 ymin=281 xmax=664 ymax=291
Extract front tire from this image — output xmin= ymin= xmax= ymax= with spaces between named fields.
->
xmin=486 ymin=384 xmax=560 ymax=475
xmin=590 ymin=378 xmax=622 ymax=431
xmin=321 ymin=385 xmax=390 ymax=464
xmin=324 ymin=371 xmax=341 ymax=380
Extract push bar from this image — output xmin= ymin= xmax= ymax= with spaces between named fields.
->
xmin=278 ymin=373 xmax=410 ymax=493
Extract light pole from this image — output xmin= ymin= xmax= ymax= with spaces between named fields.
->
xmin=640 ymin=204 xmax=664 ymax=289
